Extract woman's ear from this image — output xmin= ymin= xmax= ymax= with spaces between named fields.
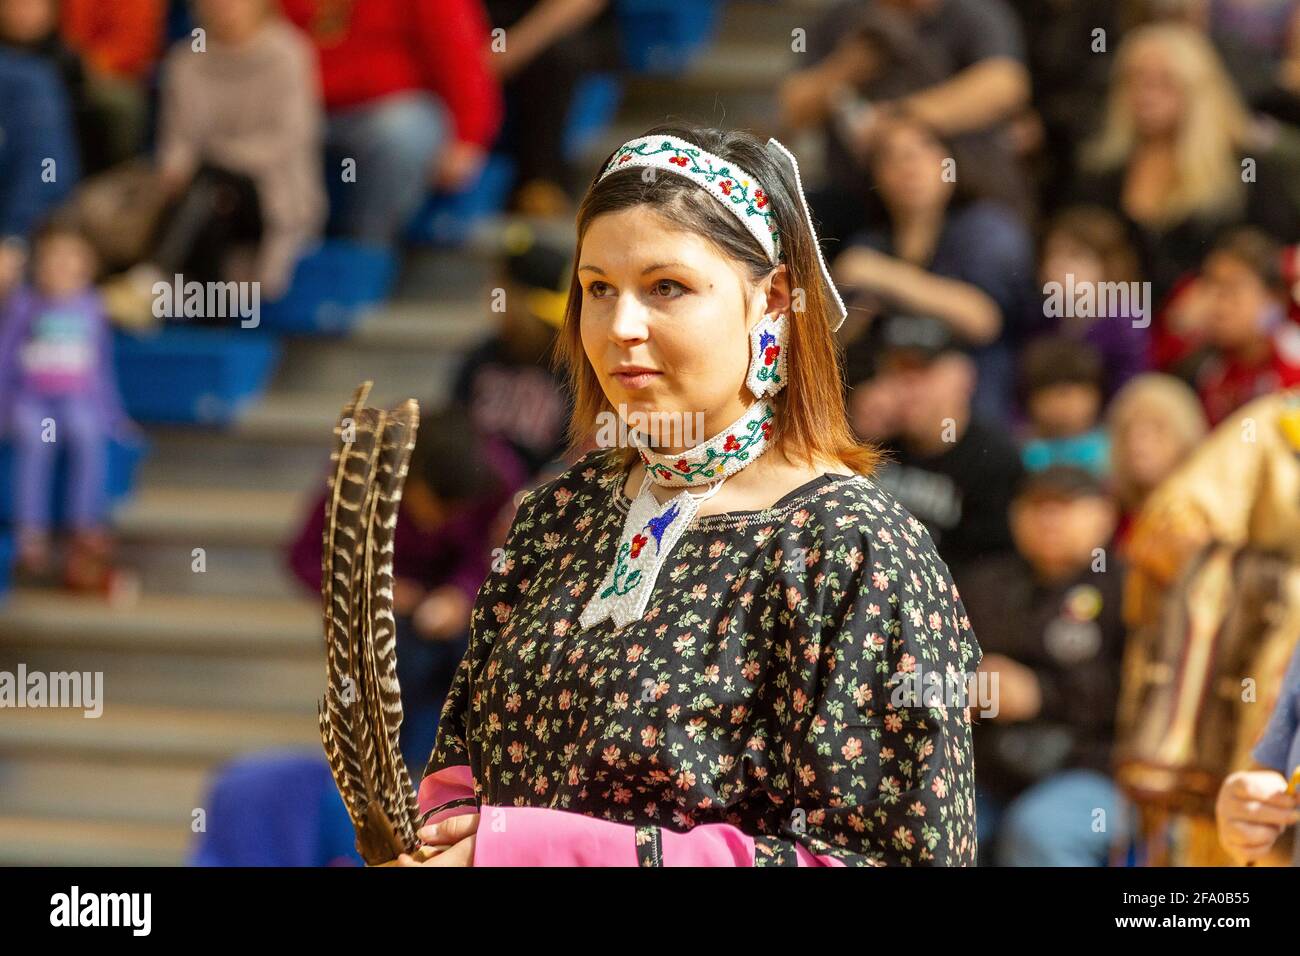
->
xmin=759 ymin=263 xmax=792 ymax=322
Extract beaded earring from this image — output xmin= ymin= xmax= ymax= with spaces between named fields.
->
xmin=746 ymin=312 xmax=789 ymax=400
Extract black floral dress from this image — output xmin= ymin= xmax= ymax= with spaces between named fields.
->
xmin=420 ymin=447 xmax=983 ymax=865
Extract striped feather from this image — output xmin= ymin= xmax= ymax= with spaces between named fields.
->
xmin=318 ymin=382 xmax=423 ymax=864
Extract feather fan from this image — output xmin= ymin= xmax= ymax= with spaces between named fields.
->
xmin=318 ymin=381 xmax=422 ymax=864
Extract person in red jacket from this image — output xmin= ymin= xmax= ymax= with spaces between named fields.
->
xmin=280 ymin=0 xmax=503 ymax=244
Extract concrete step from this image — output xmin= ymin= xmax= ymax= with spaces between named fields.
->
xmin=0 ymin=702 xmax=320 ymax=763
xmin=0 ymin=589 xmax=318 ymax=656
xmin=112 ymin=485 xmax=305 ymax=549
xmin=116 ymin=539 xmax=305 ymax=600
xmin=4 ymin=643 xmax=324 ymax=715
xmin=0 ymin=814 xmax=191 ymax=866
xmin=0 ymin=754 xmax=211 ymax=830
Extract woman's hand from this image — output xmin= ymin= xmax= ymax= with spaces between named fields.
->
xmin=978 ymin=653 xmax=1042 ymax=722
xmin=412 ymin=586 xmax=472 ymax=641
xmin=392 ymin=812 xmax=480 ymax=867
xmin=1215 ymin=770 xmax=1298 ymax=864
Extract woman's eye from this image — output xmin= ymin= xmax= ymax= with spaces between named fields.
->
xmin=652 ymin=279 xmax=687 ymax=297
xmin=586 ymin=281 xmax=612 ymax=298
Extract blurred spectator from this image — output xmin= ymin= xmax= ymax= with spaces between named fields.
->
xmin=964 ymin=466 xmax=1127 ymax=866
xmin=281 ymin=0 xmax=502 ymax=245
xmin=484 ymin=0 xmax=617 ymax=217
xmin=1177 ymin=227 xmax=1300 ymax=425
xmin=1018 ymin=337 xmax=1109 ymax=476
xmin=60 ymin=0 xmax=164 ymax=82
xmin=1117 ymin=389 xmax=1300 ymax=865
xmin=0 ymin=48 xmax=79 ymax=298
xmin=853 ymin=313 xmax=1023 ymax=583
xmin=0 ymin=217 xmax=134 ymax=591
xmin=1009 ymin=0 xmax=1125 ymax=215
xmin=102 ymin=0 xmax=325 ymax=324
xmin=0 ymin=0 xmax=151 ymax=175
xmin=834 ymin=112 xmax=1035 ymax=420
xmin=288 ymin=403 xmax=528 ymax=772
xmin=1031 ymin=205 xmax=1151 ymax=398
xmin=1105 ymin=372 xmax=1207 ymax=549
xmin=780 ymin=0 xmax=1032 ymax=243
xmin=452 ymin=223 xmax=572 ymax=476
xmin=1073 ymin=23 xmax=1300 ymax=305
xmin=1141 ymin=0 xmax=1300 ymax=126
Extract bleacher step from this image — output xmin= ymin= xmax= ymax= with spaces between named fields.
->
xmin=0 ymin=815 xmax=191 ymax=866
xmin=0 ymin=703 xmax=319 ymax=762
xmin=0 ymin=589 xmax=318 ymax=655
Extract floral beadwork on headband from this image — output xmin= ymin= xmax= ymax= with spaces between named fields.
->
xmin=600 ymin=135 xmax=781 ymax=263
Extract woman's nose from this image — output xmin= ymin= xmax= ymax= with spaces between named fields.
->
xmin=609 ymin=294 xmax=650 ymax=343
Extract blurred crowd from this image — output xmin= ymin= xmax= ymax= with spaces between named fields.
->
xmin=1 ymin=0 xmax=1299 ymax=867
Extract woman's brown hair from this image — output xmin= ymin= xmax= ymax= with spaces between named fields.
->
xmin=553 ymin=122 xmax=880 ymax=477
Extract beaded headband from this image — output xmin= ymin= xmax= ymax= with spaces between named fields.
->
xmin=598 ymin=133 xmax=849 ymax=332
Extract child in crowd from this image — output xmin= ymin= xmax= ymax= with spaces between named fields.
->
xmin=452 ymin=223 xmax=572 ymax=477
xmin=288 ymin=402 xmax=528 ymax=772
xmin=961 ymin=466 xmax=1128 ymax=866
xmin=104 ymin=0 xmax=324 ymax=325
xmin=1032 ymin=205 xmax=1150 ymax=398
xmin=1105 ymin=373 xmax=1207 ymax=550
xmin=854 ymin=313 xmax=1024 ymax=584
xmin=1178 ymin=227 xmax=1300 ymax=426
xmin=1216 ymin=638 xmax=1300 ymax=866
xmin=1019 ymin=336 xmax=1110 ymax=475
xmin=0 ymin=216 xmax=134 ymax=589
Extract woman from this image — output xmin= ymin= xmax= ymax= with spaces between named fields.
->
xmin=103 ymin=0 xmax=325 ymax=322
xmin=833 ymin=112 xmax=1035 ymax=423
xmin=1073 ymin=23 xmax=1300 ymax=306
xmin=1105 ymin=372 xmax=1207 ymax=551
xmin=399 ymin=124 xmax=983 ymax=867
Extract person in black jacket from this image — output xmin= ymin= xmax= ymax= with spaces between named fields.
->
xmin=961 ymin=465 xmax=1131 ymax=865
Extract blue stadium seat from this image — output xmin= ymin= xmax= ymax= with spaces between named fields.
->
xmin=113 ymin=327 xmax=281 ymax=425
xmin=0 ymin=436 xmax=148 ymax=526
xmin=259 ymin=241 xmax=397 ymax=335
xmin=615 ymin=0 xmax=720 ymax=73
xmin=405 ymin=152 xmax=516 ymax=246
xmin=563 ymin=72 xmax=624 ymax=161
xmin=0 ymin=528 xmax=12 ymax=598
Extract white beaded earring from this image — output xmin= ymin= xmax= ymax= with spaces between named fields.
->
xmin=746 ymin=312 xmax=789 ymax=400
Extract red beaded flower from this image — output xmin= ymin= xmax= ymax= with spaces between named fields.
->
xmin=724 ymin=435 xmax=740 ymax=452
xmin=630 ymin=533 xmax=648 ymax=558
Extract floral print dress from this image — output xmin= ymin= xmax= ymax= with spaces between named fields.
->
xmin=417 ymin=448 xmax=983 ymax=866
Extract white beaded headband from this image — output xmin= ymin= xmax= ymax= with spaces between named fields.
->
xmin=598 ymin=133 xmax=849 ymax=331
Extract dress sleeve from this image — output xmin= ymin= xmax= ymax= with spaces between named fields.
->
xmin=763 ymin=495 xmax=984 ymax=866
xmin=416 ymin=483 xmax=546 ymax=825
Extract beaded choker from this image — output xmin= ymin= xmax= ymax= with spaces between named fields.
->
xmin=579 ymin=400 xmax=775 ymax=630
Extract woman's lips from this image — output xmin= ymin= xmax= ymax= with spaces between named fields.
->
xmin=613 ymin=370 xmax=661 ymax=390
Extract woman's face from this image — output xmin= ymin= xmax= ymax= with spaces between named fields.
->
xmin=870 ymin=120 xmax=955 ymax=217
xmin=196 ymin=0 xmax=266 ymax=43
xmin=1122 ymin=44 xmax=1186 ymax=140
xmin=578 ymin=205 xmax=781 ymax=453
xmin=1118 ymin=411 xmax=1186 ymax=491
